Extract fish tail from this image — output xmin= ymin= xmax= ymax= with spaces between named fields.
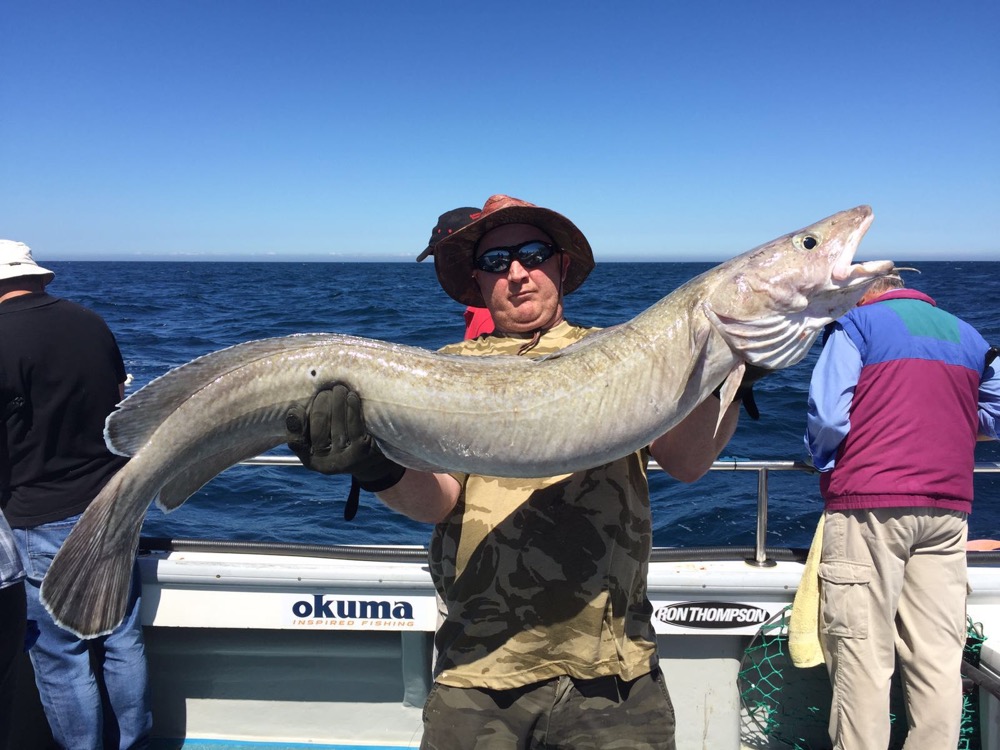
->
xmin=40 ymin=469 xmax=146 ymax=638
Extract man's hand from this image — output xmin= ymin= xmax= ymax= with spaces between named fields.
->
xmin=286 ymin=384 xmax=405 ymax=519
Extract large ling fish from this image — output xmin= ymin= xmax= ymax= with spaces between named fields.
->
xmin=42 ymin=206 xmax=893 ymax=637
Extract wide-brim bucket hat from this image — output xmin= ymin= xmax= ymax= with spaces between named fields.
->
xmin=415 ymin=207 xmax=481 ymax=263
xmin=0 ymin=240 xmax=55 ymax=283
xmin=432 ymin=195 xmax=595 ymax=307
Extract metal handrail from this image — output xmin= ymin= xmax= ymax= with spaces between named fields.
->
xmin=688 ymin=459 xmax=999 ymax=566
xmin=238 ymin=455 xmax=1000 ymax=566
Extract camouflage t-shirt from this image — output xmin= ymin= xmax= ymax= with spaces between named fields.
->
xmin=430 ymin=320 xmax=658 ymax=689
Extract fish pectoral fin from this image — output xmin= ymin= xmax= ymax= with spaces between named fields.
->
xmin=703 ymin=302 xmax=781 ymax=347
xmin=714 ymin=362 xmax=745 ymax=435
xmin=158 ymin=435 xmax=283 ymax=511
xmin=702 ymin=302 xmax=814 ymax=370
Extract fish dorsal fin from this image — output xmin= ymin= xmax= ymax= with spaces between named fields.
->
xmin=107 ymin=333 xmax=349 ymax=456
xmin=701 ymin=303 xmax=818 ymax=370
xmin=532 ymin=324 xmax=629 ymax=363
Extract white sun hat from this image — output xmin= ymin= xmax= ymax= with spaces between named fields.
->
xmin=0 ymin=240 xmax=55 ymax=283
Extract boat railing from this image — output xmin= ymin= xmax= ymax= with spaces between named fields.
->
xmin=227 ymin=455 xmax=1000 ymax=567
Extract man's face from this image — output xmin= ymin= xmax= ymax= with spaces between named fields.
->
xmin=472 ymin=223 xmax=569 ymax=334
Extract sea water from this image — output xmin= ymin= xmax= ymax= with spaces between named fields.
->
xmin=42 ymin=260 xmax=1000 ymax=549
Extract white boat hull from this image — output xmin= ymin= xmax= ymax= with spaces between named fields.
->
xmin=131 ymin=544 xmax=1000 ymax=749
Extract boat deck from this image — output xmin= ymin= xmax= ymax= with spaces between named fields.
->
xmin=131 ymin=543 xmax=1000 ymax=749
xmin=9 ymin=458 xmax=1000 ymax=749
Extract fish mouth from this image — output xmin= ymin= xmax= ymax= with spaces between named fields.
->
xmin=829 ymin=208 xmax=893 ymax=285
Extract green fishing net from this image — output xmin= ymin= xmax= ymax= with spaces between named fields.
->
xmin=737 ymin=608 xmax=987 ymax=749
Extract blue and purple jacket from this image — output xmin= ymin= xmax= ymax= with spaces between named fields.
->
xmin=805 ymin=289 xmax=1000 ymax=513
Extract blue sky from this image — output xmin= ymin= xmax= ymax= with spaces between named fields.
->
xmin=1 ymin=1 xmax=997 ymax=262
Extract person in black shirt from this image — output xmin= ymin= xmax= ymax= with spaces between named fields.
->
xmin=0 ymin=240 xmax=151 ymax=749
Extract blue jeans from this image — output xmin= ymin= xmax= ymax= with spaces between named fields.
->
xmin=14 ymin=513 xmax=151 ymax=750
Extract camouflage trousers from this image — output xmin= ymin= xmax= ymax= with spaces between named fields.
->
xmin=420 ymin=667 xmax=676 ymax=749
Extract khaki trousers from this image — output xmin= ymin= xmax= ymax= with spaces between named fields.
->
xmin=819 ymin=508 xmax=968 ymax=750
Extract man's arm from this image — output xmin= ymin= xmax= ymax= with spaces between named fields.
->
xmin=804 ymin=327 xmax=862 ymax=471
xmin=375 ymin=470 xmax=461 ymax=524
xmin=649 ymin=395 xmax=740 ymax=483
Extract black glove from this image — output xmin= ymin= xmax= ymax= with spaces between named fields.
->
xmin=713 ymin=363 xmax=773 ymax=420
xmin=286 ymin=384 xmax=405 ymax=520
xmin=987 ymin=346 xmax=999 ymax=375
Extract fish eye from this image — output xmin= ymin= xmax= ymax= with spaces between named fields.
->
xmin=796 ymin=234 xmax=819 ymax=251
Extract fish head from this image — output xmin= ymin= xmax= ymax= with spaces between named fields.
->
xmin=702 ymin=205 xmax=894 ymax=370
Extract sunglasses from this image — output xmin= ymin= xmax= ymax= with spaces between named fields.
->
xmin=473 ymin=241 xmax=558 ymax=273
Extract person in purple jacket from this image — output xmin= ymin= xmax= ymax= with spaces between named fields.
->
xmin=805 ymin=274 xmax=1000 ymax=750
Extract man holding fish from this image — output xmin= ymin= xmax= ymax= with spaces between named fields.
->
xmin=287 ymin=195 xmax=749 ymax=749
xmin=38 ymin=193 xmax=895 ymax=748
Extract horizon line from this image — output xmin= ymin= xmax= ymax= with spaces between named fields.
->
xmin=42 ymin=255 xmax=997 ymax=264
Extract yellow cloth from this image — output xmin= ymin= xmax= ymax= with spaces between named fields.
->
xmin=788 ymin=514 xmax=825 ymax=668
